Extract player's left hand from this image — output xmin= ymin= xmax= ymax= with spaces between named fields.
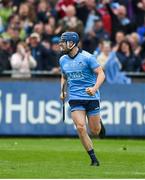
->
xmin=85 ymin=87 xmax=97 ymax=96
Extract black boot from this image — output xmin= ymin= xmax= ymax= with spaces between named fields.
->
xmin=90 ymin=159 xmax=100 ymax=166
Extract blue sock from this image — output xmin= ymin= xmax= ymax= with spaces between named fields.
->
xmin=87 ymin=149 xmax=97 ymax=163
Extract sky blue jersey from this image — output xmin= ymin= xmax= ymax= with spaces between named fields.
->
xmin=59 ymin=49 xmax=100 ymax=100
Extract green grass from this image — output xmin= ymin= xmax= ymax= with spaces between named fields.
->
xmin=0 ymin=138 xmax=145 ymax=178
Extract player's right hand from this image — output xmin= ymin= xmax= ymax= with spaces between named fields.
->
xmin=60 ymin=92 xmax=67 ymax=100
xmin=86 ymin=87 xmax=97 ymax=96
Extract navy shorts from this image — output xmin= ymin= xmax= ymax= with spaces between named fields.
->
xmin=69 ymin=100 xmax=100 ymax=116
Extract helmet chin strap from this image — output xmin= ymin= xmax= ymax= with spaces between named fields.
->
xmin=66 ymin=41 xmax=76 ymax=50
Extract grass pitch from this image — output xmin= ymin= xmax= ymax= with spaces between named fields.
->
xmin=0 ymin=138 xmax=145 ymax=178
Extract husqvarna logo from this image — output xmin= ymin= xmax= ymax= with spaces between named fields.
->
xmin=0 ymin=90 xmax=145 ymax=126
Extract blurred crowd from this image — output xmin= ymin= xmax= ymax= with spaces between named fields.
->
xmin=0 ymin=0 xmax=145 ymax=81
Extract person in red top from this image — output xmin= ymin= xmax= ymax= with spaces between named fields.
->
xmin=55 ymin=0 xmax=76 ymax=17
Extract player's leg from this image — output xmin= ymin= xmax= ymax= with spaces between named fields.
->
xmin=88 ymin=114 xmax=101 ymax=136
xmin=71 ymin=110 xmax=99 ymax=166
xmin=88 ymin=114 xmax=106 ymax=138
xmin=71 ymin=110 xmax=92 ymax=151
xmin=87 ymin=100 xmax=106 ymax=138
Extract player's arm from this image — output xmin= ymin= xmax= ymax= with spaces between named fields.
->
xmin=93 ymin=66 xmax=105 ymax=90
xmin=60 ymin=74 xmax=67 ymax=100
xmin=86 ymin=66 xmax=105 ymax=96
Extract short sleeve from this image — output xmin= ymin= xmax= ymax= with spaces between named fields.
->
xmin=87 ymin=55 xmax=100 ymax=70
xmin=59 ymin=57 xmax=65 ymax=75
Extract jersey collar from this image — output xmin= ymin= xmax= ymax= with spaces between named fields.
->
xmin=68 ymin=49 xmax=82 ymax=59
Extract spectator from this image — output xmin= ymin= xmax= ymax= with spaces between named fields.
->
xmin=96 ymin=41 xmax=111 ymax=69
xmin=10 ymin=41 xmax=37 ymax=78
xmin=84 ymin=0 xmax=100 ymax=33
xmin=1 ymin=25 xmax=21 ymax=52
xmin=28 ymin=32 xmax=50 ymax=70
xmin=134 ymin=0 xmax=145 ymax=27
xmin=8 ymin=14 xmax=26 ymax=40
xmin=0 ymin=0 xmax=14 ymax=27
xmin=104 ymin=1 xmax=136 ymax=41
xmin=48 ymin=16 xmax=57 ymax=30
xmin=127 ymin=32 xmax=142 ymax=57
xmin=112 ymin=31 xmax=126 ymax=51
xmin=114 ymin=0 xmax=136 ymax=21
xmin=105 ymin=51 xmax=131 ymax=84
xmin=18 ymin=2 xmax=36 ymax=35
xmin=37 ymin=0 xmax=52 ymax=23
xmin=0 ymin=38 xmax=12 ymax=73
xmin=46 ymin=36 xmax=61 ymax=73
xmin=97 ymin=1 xmax=112 ymax=35
xmin=116 ymin=40 xmax=141 ymax=72
xmin=42 ymin=16 xmax=57 ymax=44
xmin=75 ymin=0 xmax=91 ymax=26
xmin=43 ymin=24 xmax=54 ymax=45
xmin=56 ymin=5 xmax=84 ymax=37
xmin=83 ymin=16 xmax=110 ymax=53
xmin=18 ymin=2 xmax=36 ymax=23
xmin=55 ymin=0 xmax=76 ymax=18
xmin=33 ymin=22 xmax=44 ymax=39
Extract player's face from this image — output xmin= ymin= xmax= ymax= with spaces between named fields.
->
xmin=59 ymin=41 xmax=70 ymax=54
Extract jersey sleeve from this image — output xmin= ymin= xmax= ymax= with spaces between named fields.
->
xmin=87 ymin=55 xmax=100 ymax=70
xmin=59 ymin=57 xmax=65 ymax=75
